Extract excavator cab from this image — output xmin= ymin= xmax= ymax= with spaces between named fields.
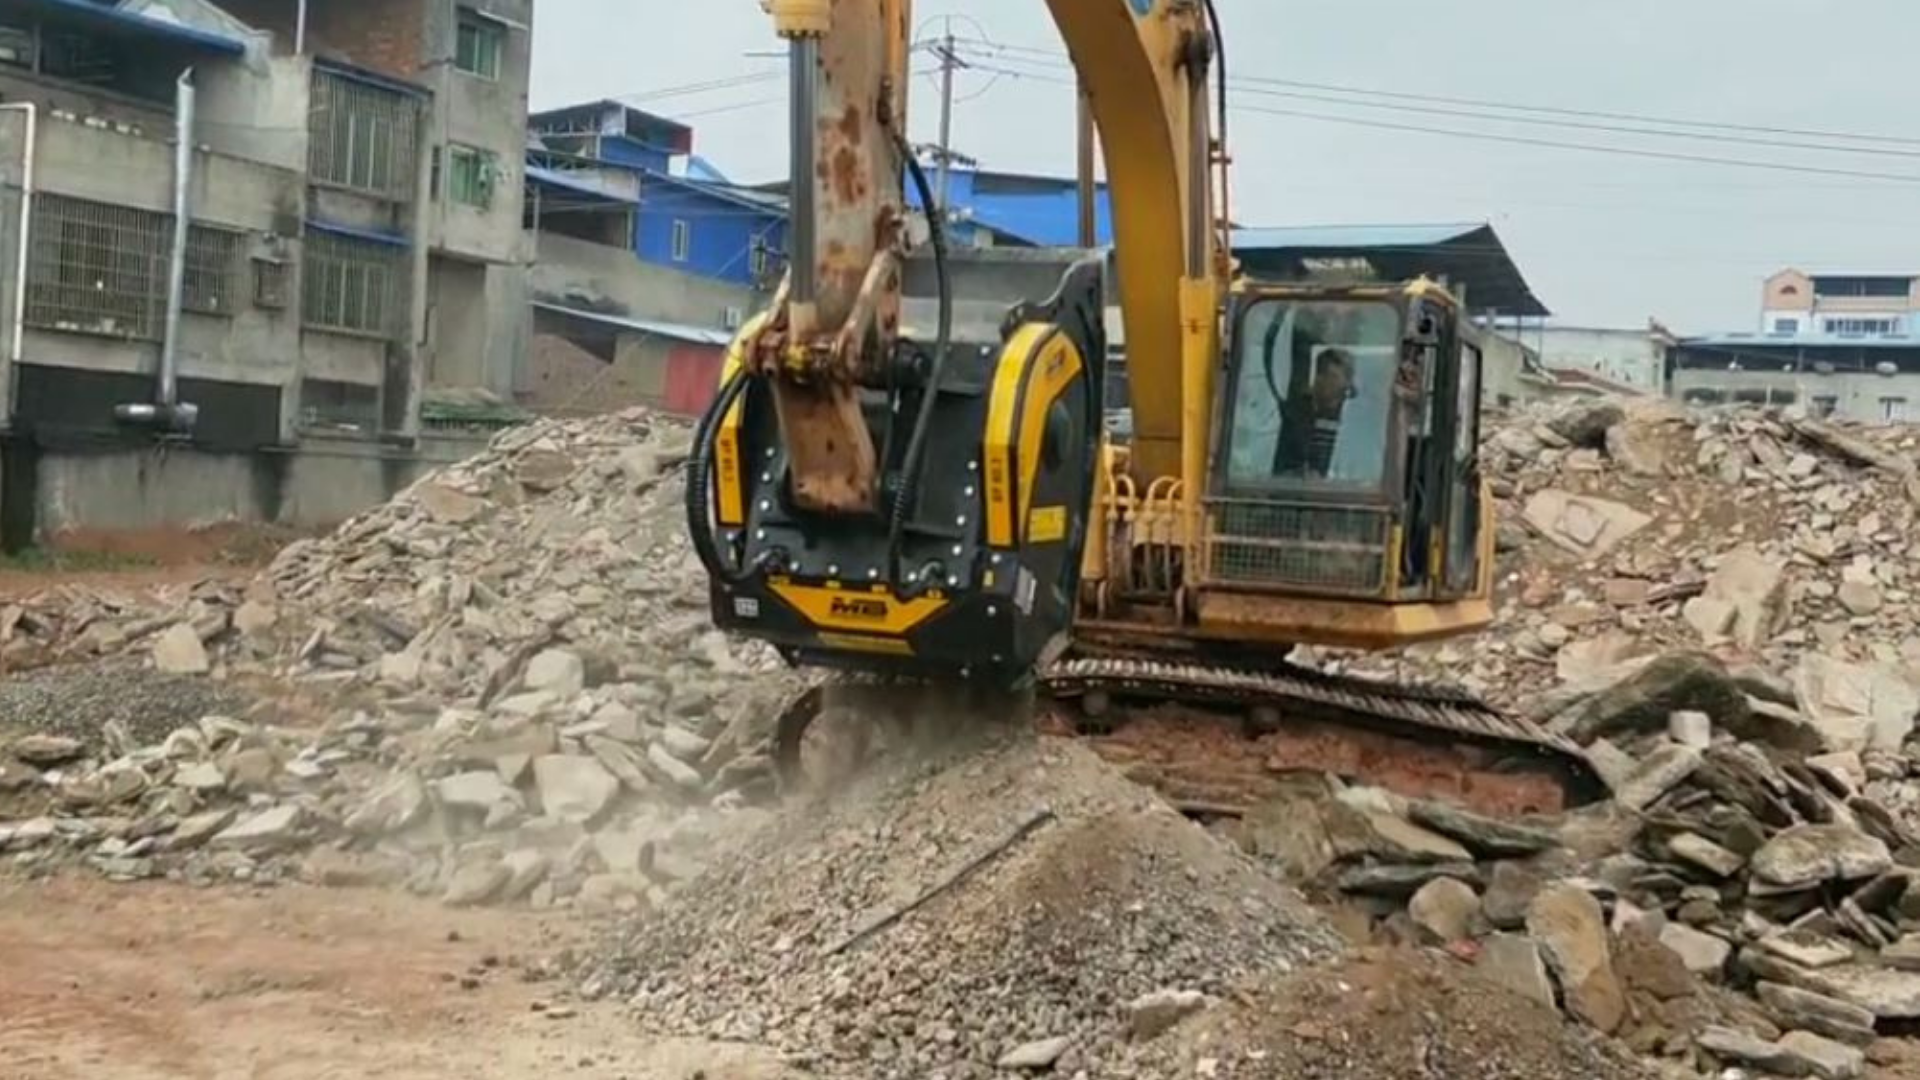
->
xmin=1207 ymin=280 xmax=1488 ymax=612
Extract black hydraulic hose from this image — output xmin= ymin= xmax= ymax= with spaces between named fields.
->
xmin=888 ymin=138 xmax=953 ymax=590
xmin=1203 ymin=0 xmax=1227 ymax=152
xmin=686 ymin=364 xmax=754 ymax=585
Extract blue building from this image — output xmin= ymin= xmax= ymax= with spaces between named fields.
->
xmin=528 ymin=101 xmax=787 ymax=289
xmin=905 ymin=163 xmax=1113 ymax=248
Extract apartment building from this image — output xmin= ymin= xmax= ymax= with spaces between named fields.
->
xmin=1761 ymin=269 xmax=1920 ymax=338
xmin=0 ymin=0 xmax=531 ymax=544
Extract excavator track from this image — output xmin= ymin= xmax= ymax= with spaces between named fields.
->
xmin=771 ymin=655 xmax=1599 ymax=816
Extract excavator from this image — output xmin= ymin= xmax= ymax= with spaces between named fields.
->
xmin=685 ymin=0 xmax=1591 ymax=803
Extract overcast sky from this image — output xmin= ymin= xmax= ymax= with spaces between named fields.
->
xmin=531 ymin=1 xmax=1920 ymax=331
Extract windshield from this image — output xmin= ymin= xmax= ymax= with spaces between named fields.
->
xmin=1224 ymin=299 xmax=1402 ymax=494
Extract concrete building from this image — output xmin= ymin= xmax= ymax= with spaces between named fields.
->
xmin=1761 ymin=269 xmax=1920 ymax=338
xmin=1668 ymin=334 xmax=1920 ymax=424
xmin=528 ymin=101 xmax=787 ymax=291
xmin=1531 ymin=323 xmax=1673 ymax=394
xmin=0 ymin=0 xmax=532 ymax=546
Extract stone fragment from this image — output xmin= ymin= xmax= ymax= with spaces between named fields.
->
xmin=1751 ymin=825 xmax=1891 ymax=893
xmin=1605 ymin=422 xmax=1665 ymax=477
xmin=1684 ymin=597 xmax=1737 ymax=640
xmin=515 ymin=449 xmax=577 ymax=492
xmin=1405 ymin=800 xmax=1558 ymax=857
xmin=1839 ymin=582 xmax=1883 ymax=617
xmin=1794 ymin=654 xmax=1919 ymax=753
xmin=211 ymin=805 xmax=307 ymax=851
xmin=1757 ymin=933 xmax=1854 ymax=971
xmin=584 ymin=736 xmax=652 ymax=794
xmin=593 ymin=702 xmax=644 ymax=744
xmin=1778 ymin=1031 xmax=1865 ymax=1080
xmin=1408 ymin=877 xmax=1480 ymax=944
xmin=171 ymin=808 xmax=237 ymax=848
xmin=654 ymin=724 xmax=712 ymax=762
xmin=1336 ymin=862 xmax=1483 ymax=897
xmin=1614 ymin=744 xmax=1703 ymax=811
xmin=10 ymin=734 xmax=85 ymax=766
xmin=498 ymin=850 xmax=551 ymax=902
xmin=443 ymin=860 xmax=512 ymax=907
xmin=1670 ymin=832 xmax=1746 ymax=878
xmin=1523 ymin=489 xmax=1651 ymax=559
xmin=646 ymin=742 xmax=705 ymax=793
xmin=1545 ymin=399 xmax=1626 ymax=448
xmin=1669 ymin=710 xmax=1713 ymax=749
xmin=416 ymin=483 xmax=487 ymax=524
xmin=173 ymin=761 xmax=226 ymax=793
xmin=152 ymin=623 xmax=211 ymax=674
xmin=1696 ymin=1026 xmax=1813 ymax=1077
xmin=1880 ymin=934 xmax=1920 ymax=972
xmin=998 ymin=1036 xmax=1071 ymax=1070
xmin=1477 ymin=932 xmax=1556 ymax=1008
xmin=1755 ymin=983 xmax=1877 ymax=1047
xmin=532 ymin=755 xmax=620 ymax=824
xmin=1481 ymin=860 xmax=1546 ymax=929
xmin=1126 ymin=989 xmax=1209 ymax=1041
xmin=523 ymin=649 xmax=586 ymax=697
xmin=232 ymin=600 xmax=278 ymax=636
xmin=223 ymin=747 xmax=277 ymax=791
xmin=345 ymin=773 xmax=429 ymax=836
xmin=435 ymin=771 xmax=523 ymax=813
xmin=1527 ymin=883 xmax=1627 ymax=1033
xmin=1701 ymin=546 xmax=1790 ymax=651
xmin=1660 ymin=922 xmax=1732 ymax=976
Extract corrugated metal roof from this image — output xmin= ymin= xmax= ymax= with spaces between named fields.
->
xmin=531 ymin=301 xmax=732 ymax=346
xmin=527 ymin=165 xmax=638 ymax=205
xmin=19 ymin=0 xmax=245 ymax=53
xmin=1231 ymin=223 xmax=1486 ymax=250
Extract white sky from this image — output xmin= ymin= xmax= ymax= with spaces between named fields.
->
xmin=531 ymin=0 xmax=1920 ymax=331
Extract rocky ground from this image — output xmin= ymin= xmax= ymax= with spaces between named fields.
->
xmin=8 ymin=396 xmax=1920 ymax=1077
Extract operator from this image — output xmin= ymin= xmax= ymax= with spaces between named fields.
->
xmin=1273 ymin=348 xmax=1354 ymax=478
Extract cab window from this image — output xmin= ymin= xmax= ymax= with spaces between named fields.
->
xmin=1225 ymin=300 xmax=1401 ymax=493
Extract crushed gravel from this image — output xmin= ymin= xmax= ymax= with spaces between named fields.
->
xmin=0 ymin=661 xmax=249 ymax=751
xmin=576 ymin=724 xmax=1342 ymax=1079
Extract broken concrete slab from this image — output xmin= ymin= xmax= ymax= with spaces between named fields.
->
xmin=1522 ymin=489 xmax=1652 ymax=559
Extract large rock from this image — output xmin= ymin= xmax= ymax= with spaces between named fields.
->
xmin=1668 ymin=832 xmax=1745 ymax=878
xmin=1612 ymin=743 xmax=1703 ymax=811
xmin=1408 ymin=877 xmax=1480 ymax=944
xmin=1604 ymin=422 xmax=1665 ymax=477
xmin=1405 ymin=800 xmax=1558 ymax=857
xmin=416 ymin=482 xmax=487 ymax=524
xmin=1477 ymin=932 xmax=1555 ymax=1008
xmin=152 ymin=623 xmax=211 ymax=675
xmin=1698 ymin=545 xmax=1789 ymax=652
xmin=435 ymin=770 xmax=523 ymax=813
xmin=1755 ymin=983 xmax=1877 ymax=1047
xmin=1557 ymin=652 xmax=1751 ymax=746
xmin=1523 ymin=489 xmax=1651 ymax=559
xmin=1659 ymin=922 xmax=1731 ymax=976
xmin=1777 ymin=1031 xmax=1865 ymax=1080
xmin=1793 ymin=653 xmax=1919 ymax=753
xmin=1696 ymin=1027 xmax=1814 ymax=1078
xmin=211 ymin=805 xmax=307 ymax=851
xmin=1326 ymin=800 xmax=1472 ymax=864
xmin=443 ymin=859 xmax=512 ymax=907
xmin=997 ymin=1037 xmax=1071 ymax=1070
xmin=1790 ymin=962 xmax=1920 ymax=1020
xmin=523 ymin=649 xmax=586 ymax=697
xmin=1750 ymin=824 xmax=1891 ymax=894
xmin=1481 ymin=860 xmax=1547 ymax=929
xmin=1545 ymin=399 xmax=1627 ymax=448
xmin=10 ymin=734 xmax=85 ymax=766
xmin=345 ymin=772 xmax=429 ymax=835
xmin=532 ymin=755 xmax=620 ymax=824
xmin=1526 ymin=883 xmax=1627 ymax=1033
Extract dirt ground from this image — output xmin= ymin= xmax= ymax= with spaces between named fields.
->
xmin=0 ymin=524 xmax=303 ymax=600
xmin=0 ymin=874 xmax=807 ymax=1080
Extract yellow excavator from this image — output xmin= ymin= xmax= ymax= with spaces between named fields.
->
xmin=685 ymin=0 xmax=1589 ymax=794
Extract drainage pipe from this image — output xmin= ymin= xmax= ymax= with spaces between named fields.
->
xmin=115 ymin=69 xmax=199 ymax=431
xmin=1 ymin=102 xmax=34 ymax=370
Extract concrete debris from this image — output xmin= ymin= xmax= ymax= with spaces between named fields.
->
xmin=1527 ymin=882 xmax=1628 ymax=1034
xmin=1124 ymin=988 xmax=1210 ymax=1041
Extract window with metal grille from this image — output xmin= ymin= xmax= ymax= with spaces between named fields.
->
xmin=446 ymin=145 xmax=496 ymax=208
xmin=454 ymin=8 xmax=504 ymax=79
xmin=183 ymin=227 xmax=242 ymax=316
xmin=0 ymin=21 xmax=32 ymax=67
xmin=671 ymin=219 xmax=690 ymax=262
xmin=301 ymin=232 xmax=406 ymax=337
xmin=25 ymin=194 xmax=166 ymax=339
xmin=299 ymin=378 xmax=382 ymax=432
xmin=308 ymin=69 xmax=420 ymax=201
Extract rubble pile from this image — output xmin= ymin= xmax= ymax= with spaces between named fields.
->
xmin=0 ymin=410 xmax=802 ymax=905
xmin=578 ymin=729 xmax=1344 ymax=1079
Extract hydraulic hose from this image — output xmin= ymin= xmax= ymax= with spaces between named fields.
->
xmin=685 ymin=364 xmax=754 ymax=585
xmin=888 ymin=137 xmax=953 ymax=591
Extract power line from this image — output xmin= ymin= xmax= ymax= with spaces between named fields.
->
xmin=949 ymin=36 xmax=1920 ymax=149
xmin=954 ymin=58 xmax=1920 ymax=185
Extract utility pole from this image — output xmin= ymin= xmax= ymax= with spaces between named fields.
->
xmin=1076 ymin=84 xmax=1097 ymax=248
xmin=932 ymin=30 xmax=966 ymax=219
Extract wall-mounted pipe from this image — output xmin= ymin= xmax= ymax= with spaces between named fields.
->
xmin=1 ymin=102 xmax=34 ymax=370
xmin=115 ymin=69 xmax=199 ymax=432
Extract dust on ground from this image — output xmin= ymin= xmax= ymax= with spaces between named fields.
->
xmin=0 ymin=873 xmax=808 ymax=1080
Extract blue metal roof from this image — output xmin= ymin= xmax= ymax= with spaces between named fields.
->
xmin=527 ymin=165 xmax=638 ymax=205
xmin=305 ymin=218 xmax=409 ymax=248
xmin=1231 ymin=223 xmax=1486 ymax=250
xmin=19 ymin=0 xmax=245 ymax=54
